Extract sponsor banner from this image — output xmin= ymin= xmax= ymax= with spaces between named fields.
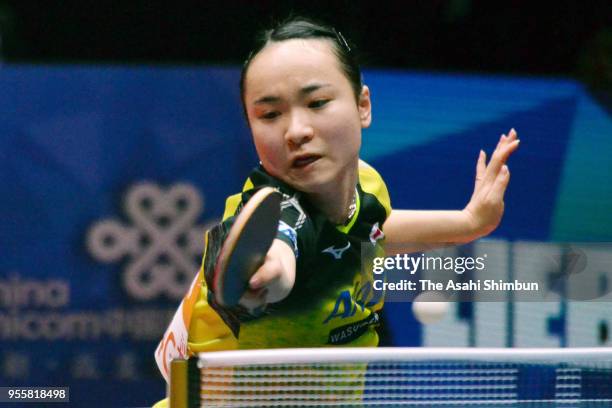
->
xmin=0 ymin=66 xmax=255 ymax=406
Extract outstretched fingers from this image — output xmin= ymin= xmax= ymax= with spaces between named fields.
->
xmin=488 ymin=164 xmax=511 ymax=202
xmin=483 ymin=129 xmax=520 ymax=185
xmin=474 ymin=150 xmax=486 ymax=190
xmin=465 ymin=129 xmax=519 ymax=238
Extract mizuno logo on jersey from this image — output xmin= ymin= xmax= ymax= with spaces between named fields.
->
xmin=322 ymin=242 xmax=351 ymax=259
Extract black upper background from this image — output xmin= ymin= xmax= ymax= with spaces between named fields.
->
xmin=1 ymin=1 xmax=610 ymax=81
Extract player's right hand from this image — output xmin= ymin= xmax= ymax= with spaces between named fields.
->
xmin=239 ymin=239 xmax=296 ymax=310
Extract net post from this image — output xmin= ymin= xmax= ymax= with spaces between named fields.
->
xmin=169 ymin=359 xmax=188 ymax=408
xmin=187 ymin=357 xmax=200 ymax=408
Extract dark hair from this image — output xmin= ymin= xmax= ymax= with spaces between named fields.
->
xmin=239 ymin=16 xmax=363 ymax=117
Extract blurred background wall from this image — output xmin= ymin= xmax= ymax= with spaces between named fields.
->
xmin=0 ymin=1 xmax=610 ymax=406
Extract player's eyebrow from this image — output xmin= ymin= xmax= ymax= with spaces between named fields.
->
xmin=299 ymin=83 xmax=331 ymax=96
xmin=253 ymin=83 xmax=332 ymax=105
xmin=253 ymin=95 xmax=281 ymax=105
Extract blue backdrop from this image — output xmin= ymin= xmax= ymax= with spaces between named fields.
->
xmin=0 ymin=65 xmax=610 ymax=406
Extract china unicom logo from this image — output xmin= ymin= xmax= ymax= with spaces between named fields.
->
xmin=87 ymin=182 xmax=215 ymax=300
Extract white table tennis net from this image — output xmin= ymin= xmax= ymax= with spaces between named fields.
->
xmin=173 ymin=347 xmax=612 ymax=407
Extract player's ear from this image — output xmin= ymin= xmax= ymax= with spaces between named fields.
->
xmin=358 ymin=85 xmax=372 ymax=128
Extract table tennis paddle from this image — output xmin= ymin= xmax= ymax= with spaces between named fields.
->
xmin=212 ymin=187 xmax=282 ymax=307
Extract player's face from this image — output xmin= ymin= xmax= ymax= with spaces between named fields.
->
xmin=244 ymin=39 xmax=371 ymax=193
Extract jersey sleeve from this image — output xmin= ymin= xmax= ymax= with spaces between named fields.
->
xmin=275 ymin=194 xmax=308 ymax=258
xmin=358 ymin=160 xmax=392 ymax=220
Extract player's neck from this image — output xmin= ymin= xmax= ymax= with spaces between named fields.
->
xmin=307 ymin=164 xmax=358 ymax=225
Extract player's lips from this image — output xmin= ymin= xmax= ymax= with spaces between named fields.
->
xmin=291 ymin=154 xmax=321 ymax=169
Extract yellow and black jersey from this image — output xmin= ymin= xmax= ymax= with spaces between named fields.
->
xmin=188 ymin=160 xmax=392 ymax=353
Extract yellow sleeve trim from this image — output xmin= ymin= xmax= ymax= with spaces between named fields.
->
xmin=222 ymin=193 xmax=242 ymax=221
xmin=358 ymin=160 xmax=392 ymax=218
xmin=242 ymin=177 xmax=254 ymax=191
xmin=222 ymin=177 xmax=256 ymax=221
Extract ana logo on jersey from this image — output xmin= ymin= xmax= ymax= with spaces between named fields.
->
xmin=86 ymin=182 xmax=216 ymax=301
xmin=322 ymin=242 xmax=351 ymax=260
xmin=323 ymin=278 xmax=382 ymax=324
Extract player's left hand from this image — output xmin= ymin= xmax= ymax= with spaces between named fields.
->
xmin=463 ymin=128 xmax=520 ymax=238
